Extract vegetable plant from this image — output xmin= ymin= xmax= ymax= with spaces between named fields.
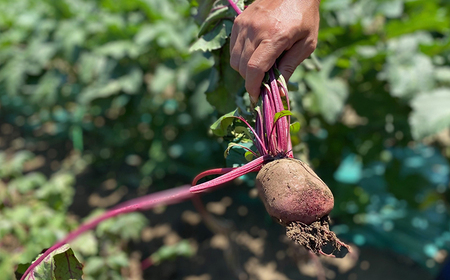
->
xmin=19 ymin=0 xmax=349 ymax=278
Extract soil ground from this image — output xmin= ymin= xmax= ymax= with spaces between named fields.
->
xmin=119 ymin=183 xmax=434 ymax=280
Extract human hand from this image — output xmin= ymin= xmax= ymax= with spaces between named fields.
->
xmin=229 ymin=0 xmax=320 ymax=103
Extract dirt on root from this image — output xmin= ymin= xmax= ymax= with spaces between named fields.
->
xmin=286 ymin=216 xmax=350 ymax=257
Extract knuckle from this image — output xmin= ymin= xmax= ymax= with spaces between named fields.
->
xmin=306 ymin=39 xmax=318 ymax=54
xmin=234 ymin=14 xmax=244 ymax=26
xmin=270 ymin=27 xmax=291 ymax=46
xmin=247 ymin=59 xmax=264 ymax=74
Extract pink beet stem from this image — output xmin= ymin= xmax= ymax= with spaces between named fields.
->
xmin=235 ymin=116 xmax=268 ymax=154
xmin=189 ymin=155 xmax=268 ymax=193
xmin=192 ymin=167 xmax=237 ymax=186
xmin=227 ymin=0 xmax=242 ymax=15
xmin=269 ymin=69 xmax=288 ymax=153
xmin=21 ymin=185 xmax=193 ymax=280
xmin=254 ymin=107 xmax=266 ymax=154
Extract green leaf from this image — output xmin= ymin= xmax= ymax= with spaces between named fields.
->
xmin=435 ymin=66 xmax=450 ymax=85
xmin=71 ymin=125 xmax=84 ymax=152
xmin=118 ymin=67 xmax=143 ymax=94
xmin=149 ymin=64 xmax=176 ymax=94
xmin=205 ymin=62 xmax=243 ymax=114
xmin=30 ymin=70 xmax=61 ymax=105
xmin=151 ymin=240 xmax=194 ymax=264
xmin=304 ymin=56 xmax=348 ymax=124
xmin=290 ymin=122 xmax=300 ymax=134
xmin=197 ymin=4 xmax=230 ymax=37
xmin=384 ymin=54 xmax=434 ymax=99
xmin=210 ymin=108 xmax=239 ymax=136
xmin=273 ymin=110 xmax=293 ymax=124
xmin=189 ymin=20 xmax=233 ymax=52
xmin=377 ymin=0 xmax=404 ymax=18
xmin=15 ymin=263 xmax=30 ymax=279
xmin=409 ymin=88 xmax=450 ymax=140
xmin=96 ymin=213 xmax=147 ymax=241
xmin=200 ymin=40 xmax=244 ymax=113
xmin=224 ymin=142 xmax=241 ymax=158
xmin=23 ymin=244 xmax=83 ymax=280
xmin=379 ymin=33 xmax=435 ymax=99
xmin=385 ymin=2 xmax=449 ymax=38
xmin=70 ymin=231 xmax=98 ymax=256
xmin=191 ymin=0 xmax=244 ymax=25
xmin=53 ymin=247 xmax=83 ymax=280
xmin=225 ymin=141 xmax=255 ymax=167
xmin=244 ymin=151 xmax=254 ymax=162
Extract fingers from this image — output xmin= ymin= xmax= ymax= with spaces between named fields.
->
xmin=229 ymin=0 xmax=319 ymax=102
xmin=231 ymin=34 xmax=316 ymax=101
xmin=278 ymin=38 xmax=317 ymax=81
xmin=230 ymin=14 xmax=290 ymax=100
xmin=230 ymin=30 xmax=244 ymax=73
xmin=239 ymin=39 xmax=255 ymax=79
xmin=245 ymin=39 xmax=288 ymax=100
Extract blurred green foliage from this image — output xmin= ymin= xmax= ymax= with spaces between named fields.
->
xmin=295 ymin=0 xmax=450 ymax=274
xmin=194 ymin=0 xmax=450 ymax=273
xmin=0 ymin=0 xmax=217 ymax=278
xmin=0 ymin=0 xmax=226 ymax=191
xmin=1 ymin=0 xmax=450 ymax=278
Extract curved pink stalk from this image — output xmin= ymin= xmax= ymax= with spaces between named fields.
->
xmin=235 ymin=116 xmax=268 ymax=155
xmin=227 ymin=0 xmax=242 ymax=15
xmin=254 ymin=107 xmax=265 ymax=154
xmin=192 ymin=167 xmax=237 ymax=186
xmin=230 ymin=143 xmax=259 ymax=157
xmin=189 ymin=155 xmax=269 ymax=193
xmin=21 ymin=185 xmax=194 ymax=280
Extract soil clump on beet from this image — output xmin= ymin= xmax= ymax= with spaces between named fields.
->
xmin=286 ymin=216 xmax=350 ymax=256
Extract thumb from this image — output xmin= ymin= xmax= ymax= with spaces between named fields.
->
xmin=278 ymin=39 xmax=315 ymax=82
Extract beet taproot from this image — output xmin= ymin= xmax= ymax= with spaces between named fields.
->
xmin=256 ymin=158 xmax=349 ymax=256
xmin=256 ymin=158 xmax=333 ymax=225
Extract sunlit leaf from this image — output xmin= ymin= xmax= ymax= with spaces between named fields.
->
xmin=273 ymin=110 xmax=293 ymax=124
xmin=21 ymin=244 xmax=83 ymax=280
xmin=224 ymin=142 xmax=242 ymax=158
xmin=409 ymin=88 xmax=450 ymax=140
xmin=435 ymin=66 xmax=450 ymax=85
xmin=385 ymin=2 xmax=449 ymax=38
xmin=151 ymin=240 xmax=195 ymax=264
xmin=379 ymin=33 xmax=435 ymax=99
xmin=289 ymin=122 xmax=300 ymax=135
xmin=197 ymin=4 xmax=230 ymax=37
xmin=210 ymin=108 xmax=239 ymax=136
xmin=189 ymin=20 xmax=233 ymax=52
xmin=53 ymin=247 xmax=83 ymax=280
xmin=244 ymin=151 xmax=254 ymax=161
xmin=304 ymin=56 xmax=348 ymax=124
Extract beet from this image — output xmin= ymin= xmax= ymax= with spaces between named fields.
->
xmin=255 ymin=158 xmax=333 ymax=225
xmin=256 ymin=158 xmax=349 ymax=256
